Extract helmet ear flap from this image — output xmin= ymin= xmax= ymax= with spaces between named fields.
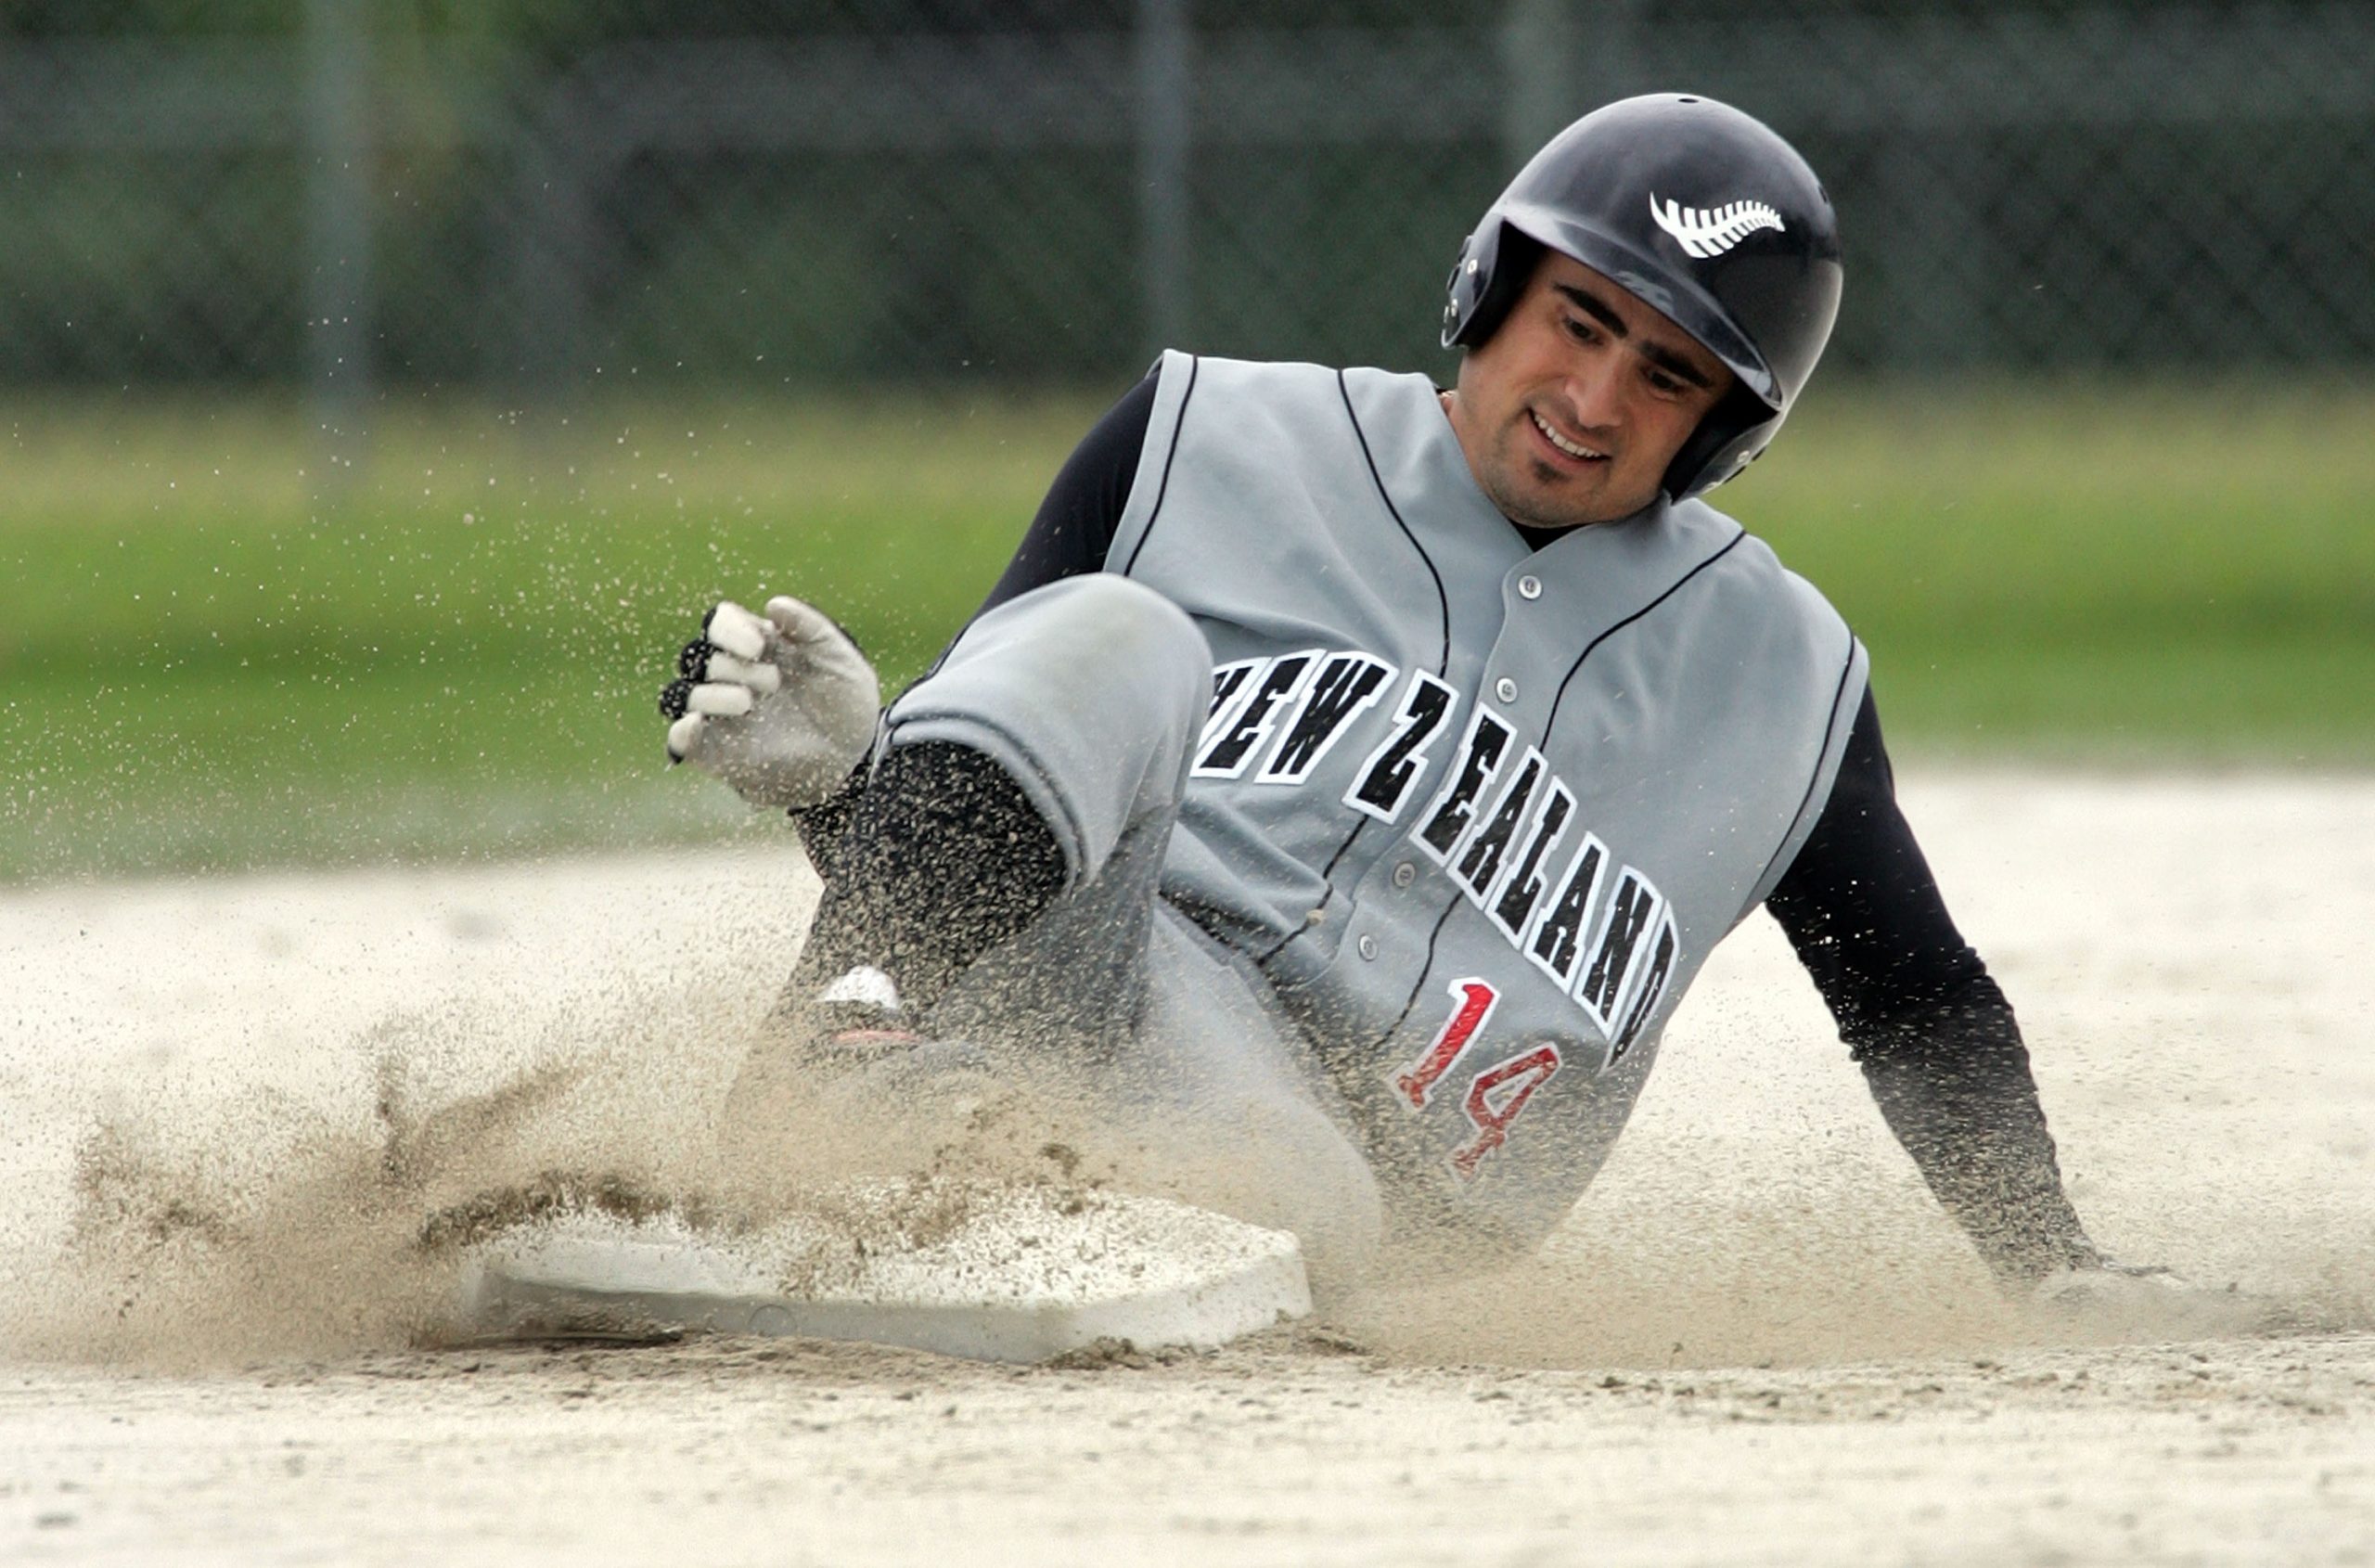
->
xmin=1662 ymin=381 xmax=1778 ymax=499
xmin=1442 ymin=225 xmax=1541 ymax=351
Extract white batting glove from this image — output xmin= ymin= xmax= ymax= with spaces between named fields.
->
xmin=659 ymin=596 xmax=881 ymax=810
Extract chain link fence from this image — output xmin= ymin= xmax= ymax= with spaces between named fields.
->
xmin=3 ymin=0 xmax=2371 ymax=398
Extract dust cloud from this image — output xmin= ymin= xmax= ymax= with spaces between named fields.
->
xmin=6 ymin=771 xmax=2373 ymax=1374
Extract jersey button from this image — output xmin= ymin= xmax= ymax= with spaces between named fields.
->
xmin=1518 ymin=574 xmax=1542 ymax=600
xmin=1495 ymin=676 xmax=1519 ymax=703
xmin=1392 ymin=861 xmax=1416 ymax=889
xmin=1357 ymin=934 xmax=1379 ymax=960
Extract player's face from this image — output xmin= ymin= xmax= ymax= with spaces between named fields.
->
xmin=1447 ymin=251 xmax=1734 ymax=530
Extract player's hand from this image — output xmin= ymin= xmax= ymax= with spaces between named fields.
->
xmin=659 ymin=596 xmax=881 ymax=810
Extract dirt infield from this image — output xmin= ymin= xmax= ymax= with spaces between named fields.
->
xmin=6 ymin=770 xmax=2373 ymax=1564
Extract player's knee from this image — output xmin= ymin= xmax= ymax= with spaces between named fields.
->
xmin=1042 ymin=574 xmax=1211 ymax=713
xmin=1056 ymin=572 xmax=1200 ymax=650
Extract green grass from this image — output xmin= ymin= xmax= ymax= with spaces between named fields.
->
xmin=5 ymin=379 xmax=2371 ymax=881
xmin=1730 ymin=379 xmax=2375 ymax=758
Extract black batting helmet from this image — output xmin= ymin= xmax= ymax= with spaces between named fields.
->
xmin=1442 ymin=94 xmax=1843 ymax=498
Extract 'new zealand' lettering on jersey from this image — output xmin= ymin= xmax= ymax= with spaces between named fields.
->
xmin=1196 ymin=649 xmax=1680 ymax=1077
xmin=1108 ymin=352 xmax=1868 ymax=1249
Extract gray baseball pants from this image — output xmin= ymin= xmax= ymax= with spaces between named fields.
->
xmin=879 ymin=574 xmax=1384 ymax=1282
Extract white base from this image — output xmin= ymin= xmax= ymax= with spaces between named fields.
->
xmin=459 ymin=1182 xmax=1312 ymax=1363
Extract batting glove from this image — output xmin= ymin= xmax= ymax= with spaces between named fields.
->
xmin=659 ymin=596 xmax=881 ymax=810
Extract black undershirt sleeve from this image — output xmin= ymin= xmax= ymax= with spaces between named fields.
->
xmin=965 ymin=376 xmax=2096 ymax=1285
xmin=975 ymin=370 xmax=1159 ymax=613
xmin=1765 ymin=691 xmax=2099 ymax=1284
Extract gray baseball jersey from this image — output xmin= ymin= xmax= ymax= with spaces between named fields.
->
xmin=1104 ymin=351 xmax=1868 ymax=1248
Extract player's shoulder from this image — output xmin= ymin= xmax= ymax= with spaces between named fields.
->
xmin=1668 ymin=494 xmax=1850 ymax=636
xmin=1142 ymin=352 xmax=1443 ymax=474
xmin=1149 ymin=349 xmax=1433 ymax=414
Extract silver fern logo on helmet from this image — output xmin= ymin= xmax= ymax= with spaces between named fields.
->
xmin=1649 ymin=195 xmax=1785 ymax=259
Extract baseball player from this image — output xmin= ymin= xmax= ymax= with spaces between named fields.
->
xmin=659 ymin=96 xmax=2138 ymax=1298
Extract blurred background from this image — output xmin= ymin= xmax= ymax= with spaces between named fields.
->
xmin=4 ymin=0 xmax=2371 ymax=880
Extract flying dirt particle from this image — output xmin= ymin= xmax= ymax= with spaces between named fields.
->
xmin=414 ymin=1170 xmax=687 ymax=1256
xmin=1045 ymin=1337 xmax=1157 ymax=1372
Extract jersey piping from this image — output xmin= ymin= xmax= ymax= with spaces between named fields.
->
xmin=1115 ymin=354 xmax=1200 ymax=578
xmin=1258 ymin=370 xmax=1460 ymax=960
xmin=1543 ymin=526 xmax=1748 ymax=733
xmin=1745 ymin=626 xmax=1865 ymax=912
xmin=1335 ymin=368 xmax=1452 ymax=679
